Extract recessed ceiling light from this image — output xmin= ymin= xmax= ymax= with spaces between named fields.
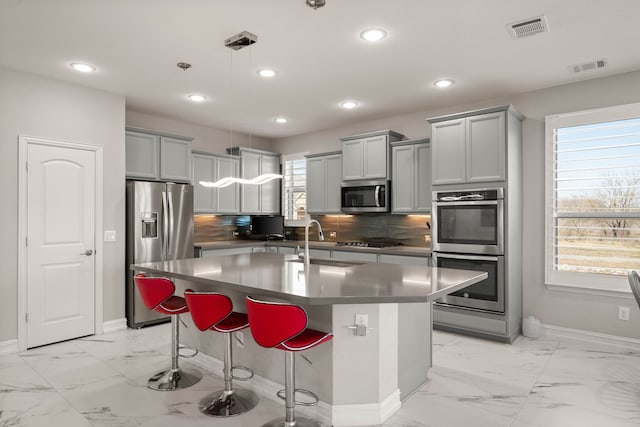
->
xmin=360 ymin=28 xmax=387 ymax=42
xmin=434 ymin=79 xmax=455 ymax=88
xmin=70 ymin=63 xmax=96 ymax=73
xmin=340 ymin=100 xmax=360 ymax=109
xmin=258 ymin=68 xmax=277 ymax=78
xmin=187 ymin=94 xmax=206 ymax=102
xmin=274 ymin=117 xmax=288 ymax=124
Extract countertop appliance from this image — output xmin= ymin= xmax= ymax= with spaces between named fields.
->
xmin=341 ymin=179 xmax=389 ymax=213
xmin=126 ymin=180 xmax=194 ymax=328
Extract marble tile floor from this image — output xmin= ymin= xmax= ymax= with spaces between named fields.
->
xmin=1 ymin=324 xmax=640 ymax=427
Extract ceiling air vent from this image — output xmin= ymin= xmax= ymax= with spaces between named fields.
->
xmin=507 ymin=15 xmax=549 ymax=39
xmin=568 ymin=59 xmax=608 ymax=74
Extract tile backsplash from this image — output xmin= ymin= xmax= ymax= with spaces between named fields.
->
xmin=195 ymin=214 xmax=431 ymax=248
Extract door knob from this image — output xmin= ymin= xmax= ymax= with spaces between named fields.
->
xmin=81 ymin=249 xmax=94 ymax=256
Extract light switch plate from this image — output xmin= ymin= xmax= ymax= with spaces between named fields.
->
xmin=104 ymin=230 xmax=116 ymax=242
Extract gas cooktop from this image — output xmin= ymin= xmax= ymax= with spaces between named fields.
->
xmin=335 ymin=241 xmax=399 ymax=248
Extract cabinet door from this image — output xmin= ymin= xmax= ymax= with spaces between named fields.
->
xmin=192 ymin=154 xmax=215 ymax=213
xmin=466 ymin=112 xmax=505 ymax=182
xmin=160 ymin=136 xmax=191 ymax=182
xmin=325 ymin=154 xmax=343 ymax=213
xmin=240 ymin=151 xmax=261 ymax=213
xmin=126 ymin=131 xmax=160 ymax=180
xmin=415 ymin=144 xmax=431 ymax=212
xmin=363 ymin=135 xmax=388 ymax=179
xmin=342 ymin=139 xmax=363 ymax=180
xmin=216 ymin=156 xmax=239 ymax=213
xmin=378 ymin=254 xmax=430 ymax=266
xmin=331 ymin=250 xmax=377 ymax=263
xmin=306 ymin=157 xmax=326 ymax=213
xmin=391 ymin=145 xmax=415 ymax=213
xmin=431 ymin=119 xmax=466 ymax=185
xmin=260 ymin=155 xmax=280 ymax=214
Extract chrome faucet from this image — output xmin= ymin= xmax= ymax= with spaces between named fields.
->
xmin=304 ymin=216 xmax=324 ymax=266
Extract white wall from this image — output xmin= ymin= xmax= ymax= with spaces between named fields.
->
xmin=0 ymin=67 xmax=126 ymax=342
xmin=272 ymin=70 xmax=640 ymax=340
xmin=126 ymin=110 xmax=272 ymax=154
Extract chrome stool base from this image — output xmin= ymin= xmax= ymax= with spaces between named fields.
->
xmin=147 ymin=367 xmax=202 ymax=391
xmin=198 ymin=387 xmax=259 ymax=417
xmin=262 ymin=416 xmax=323 ymax=427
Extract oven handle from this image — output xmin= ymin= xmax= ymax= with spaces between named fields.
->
xmin=434 ymin=200 xmax=499 ymax=207
xmin=433 ymin=252 xmax=500 ymax=262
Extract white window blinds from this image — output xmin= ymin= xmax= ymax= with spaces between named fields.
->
xmin=546 ymin=103 xmax=640 ymax=292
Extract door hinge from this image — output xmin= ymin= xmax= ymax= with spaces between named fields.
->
xmin=25 ymin=312 xmax=29 ymax=323
xmin=25 ymin=236 xmax=28 ymax=246
xmin=25 ymin=161 xmax=28 ymax=172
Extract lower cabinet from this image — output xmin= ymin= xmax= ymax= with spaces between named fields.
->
xmin=202 ymin=247 xmax=254 ymax=257
xmin=331 ymin=250 xmax=377 ymax=263
xmin=379 ymin=254 xmax=431 ymax=266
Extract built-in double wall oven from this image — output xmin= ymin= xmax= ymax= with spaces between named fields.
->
xmin=432 ymin=188 xmax=505 ymax=313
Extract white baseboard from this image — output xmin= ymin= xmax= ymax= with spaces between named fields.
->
xmin=0 ymin=339 xmax=18 ymax=355
xmin=542 ymin=324 xmax=640 ymax=350
xmin=332 ymin=389 xmax=401 ymax=426
xmin=102 ymin=318 xmax=127 ymax=334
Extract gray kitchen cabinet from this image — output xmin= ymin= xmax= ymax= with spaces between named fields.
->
xmin=340 ymin=130 xmax=404 ymax=180
xmin=192 ymin=152 xmax=239 ymax=214
xmin=228 ymin=147 xmax=281 ymax=215
xmin=378 ymin=254 xmax=430 ymax=266
xmin=306 ymin=152 xmax=342 ymax=214
xmin=126 ymin=129 xmax=192 ymax=182
xmin=331 ymin=250 xmax=377 ymax=263
xmin=391 ymin=139 xmax=431 ymax=213
xmin=428 ymin=106 xmax=523 ymax=186
xmin=202 ymin=247 xmax=253 ymax=257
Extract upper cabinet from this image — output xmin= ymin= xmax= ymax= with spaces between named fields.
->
xmin=427 ymin=106 xmax=524 ymax=186
xmin=340 ymin=130 xmax=404 ymax=181
xmin=228 ymin=147 xmax=281 ymax=215
xmin=192 ymin=152 xmax=239 ymax=214
xmin=126 ymin=128 xmax=192 ymax=182
xmin=391 ymin=139 xmax=431 ymax=214
xmin=306 ymin=151 xmax=342 ymax=214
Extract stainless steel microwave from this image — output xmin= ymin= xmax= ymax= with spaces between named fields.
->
xmin=341 ymin=180 xmax=389 ymax=213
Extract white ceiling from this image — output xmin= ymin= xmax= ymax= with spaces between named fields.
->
xmin=2 ymin=0 xmax=640 ymax=139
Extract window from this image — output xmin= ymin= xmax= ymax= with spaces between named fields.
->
xmin=282 ymin=153 xmax=308 ymax=226
xmin=546 ymin=103 xmax=640 ymax=293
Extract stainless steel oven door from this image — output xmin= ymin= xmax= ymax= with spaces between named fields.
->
xmin=432 ymin=199 xmax=504 ymax=255
xmin=433 ymin=252 xmax=505 ymax=313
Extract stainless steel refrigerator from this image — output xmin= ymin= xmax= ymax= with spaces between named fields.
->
xmin=126 ymin=180 xmax=194 ymax=328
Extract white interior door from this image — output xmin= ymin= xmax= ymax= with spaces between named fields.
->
xmin=26 ymin=142 xmax=96 ymax=348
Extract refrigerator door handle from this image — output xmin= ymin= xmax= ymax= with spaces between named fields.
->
xmin=162 ymin=191 xmax=169 ymax=261
xmin=167 ymin=191 xmax=174 ymax=259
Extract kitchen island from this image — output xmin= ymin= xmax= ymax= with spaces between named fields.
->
xmin=131 ymin=253 xmax=486 ymax=426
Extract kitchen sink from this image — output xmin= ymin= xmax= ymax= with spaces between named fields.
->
xmin=287 ymin=258 xmax=362 ymax=268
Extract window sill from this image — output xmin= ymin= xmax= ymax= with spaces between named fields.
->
xmin=545 ymin=281 xmax=633 ymax=298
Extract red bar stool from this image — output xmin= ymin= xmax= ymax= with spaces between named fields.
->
xmin=184 ymin=289 xmax=259 ymax=417
xmin=246 ymin=296 xmax=333 ymax=427
xmin=133 ymin=274 xmax=202 ymax=391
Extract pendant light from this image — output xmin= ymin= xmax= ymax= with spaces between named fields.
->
xmin=199 ymin=31 xmax=283 ymax=188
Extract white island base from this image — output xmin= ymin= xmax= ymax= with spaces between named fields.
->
xmin=182 ymin=300 xmax=431 ymax=427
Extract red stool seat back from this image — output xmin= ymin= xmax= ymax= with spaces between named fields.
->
xmin=184 ymin=289 xmax=234 ymax=331
xmin=134 ymin=274 xmax=177 ymax=311
xmin=246 ymin=297 xmax=309 ymax=348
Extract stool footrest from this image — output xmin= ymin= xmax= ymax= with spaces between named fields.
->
xmin=276 ymin=388 xmax=319 ymax=406
xmin=178 ymin=345 xmax=198 ymax=358
xmin=231 ymin=365 xmax=254 ymax=381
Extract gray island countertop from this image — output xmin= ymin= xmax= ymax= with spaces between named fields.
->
xmin=131 ymin=252 xmax=486 ymax=305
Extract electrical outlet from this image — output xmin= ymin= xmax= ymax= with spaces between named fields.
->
xmin=329 ymin=232 xmax=337 ymax=238
xmin=618 ymin=306 xmax=630 ymax=321
xmin=235 ymin=331 xmax=245 ymax=347
xmin=355 ymin=314 xmax=368 ymax=327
